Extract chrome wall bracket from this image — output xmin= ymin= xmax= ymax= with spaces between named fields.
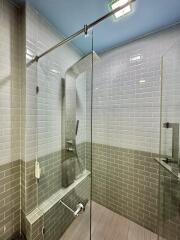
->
xmin=84 ymin=24 xmax=88 ymax=35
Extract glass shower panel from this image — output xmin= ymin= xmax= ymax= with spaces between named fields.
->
xmin=25 ymin=50 xmax=39 ymax=216
xmin=160 ymin=41 xmax=180 ymax=173
xmin=36 ymin=32 xmax=93 ymax=240
xmin=158 ymin=41 xmax=180 ymax=240
xmin=92 ymin=44 xmax=159 ymax=238
xmin=158 ymin=165 xmax=180 ymax=240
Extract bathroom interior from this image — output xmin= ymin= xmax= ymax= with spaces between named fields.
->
xmin=0 ymin=0 xmax=180 ymax=239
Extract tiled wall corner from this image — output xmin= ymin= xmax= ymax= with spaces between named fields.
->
xmin=0 ymin=160 xmax=21 ymax=239
xmin=0 ymin=0 xmax=21 ymax=166
xmin=0 ymin=0 xmax=25 ymax=238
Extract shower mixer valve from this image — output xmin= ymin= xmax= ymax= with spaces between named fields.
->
xmin=65 ymin=139 xmax=76 ymax=152
xmin=66 ymin=140 xmax=73 ymax=145
xmin=66 ymin=140 xmax=75 ymax=152
xmin=66 ymin=147 xmax=75 ymax=152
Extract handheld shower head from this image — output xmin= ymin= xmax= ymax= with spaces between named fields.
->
xmin=76 ymin=120 xmax=79 ymax=136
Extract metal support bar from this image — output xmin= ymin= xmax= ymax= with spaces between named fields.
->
xmin=29 ymin=0 xmax=136 ymax=63
xmin=59 ymin=200 xmax=85 ymax=217
xmin=36 ymin=28 xmax=84 ymax=60
xmin=84 ymin=25 xmax=88 ymax=35
xmin=59 ymin=200 xmax=75 ymax=214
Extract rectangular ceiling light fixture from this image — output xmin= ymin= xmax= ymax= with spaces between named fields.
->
xmin=109 ymin=0 xmax=132 ymax=19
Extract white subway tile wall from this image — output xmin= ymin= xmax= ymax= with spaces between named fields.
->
xmin=0 ymin=0 xmax=21 ymax=165
xmin=92 ymin=25 xmax=180 ymax=154
xmin=25 ymin=4 xmax=83 ymax=161
xmin=161 ymin=40 xmax=180 ymax=157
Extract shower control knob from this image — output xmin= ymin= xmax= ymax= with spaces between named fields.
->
xmin=66 ymin=140 xmax=73 ymax=145
xmin=66 ymin=147 xmax=75 ymax=152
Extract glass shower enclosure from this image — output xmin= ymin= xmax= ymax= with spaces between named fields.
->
xmin=158 ymin=41 xmax=180 ymax=240
xmin=25 ymin=17 xmax=180 ymax=239
xmin=32 ymin=32 xmax=94 ymax=240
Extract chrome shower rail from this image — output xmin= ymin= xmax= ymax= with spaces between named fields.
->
xmin=32 ymin=0 xmax=136 ymax=62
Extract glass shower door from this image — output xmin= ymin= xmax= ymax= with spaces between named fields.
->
xmin=158 ymin=41 xmax=180 ymax=240
xmin=36 ymin=32 xmax=94 ymax=240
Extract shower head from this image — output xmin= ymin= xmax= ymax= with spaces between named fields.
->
xmin=66 ymin=51 xmax=100 ymax=78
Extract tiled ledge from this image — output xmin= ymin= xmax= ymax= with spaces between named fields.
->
xmin=26 ymin=170 xmax=91 ymax=225
xmin=154 ymin=157 xmax=180 ymax=180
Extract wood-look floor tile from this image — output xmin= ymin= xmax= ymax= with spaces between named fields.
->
xmin=60 ymin=201 xmax=158 ymax=240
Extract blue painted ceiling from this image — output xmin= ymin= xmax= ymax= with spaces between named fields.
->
xmin=15 ymin=0 xmax=180 ymax=53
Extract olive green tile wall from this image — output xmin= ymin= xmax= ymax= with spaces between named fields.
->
xmin=159 ymin=166 xmax=180 ymax=240
xmin=22 ymin=176 xmax=90 ymax=240
xmin=0 ymin=160 xmax=21 ymax=240
xmin=21 ymin=143 xmax=87 ymax=215
xmin=21 ymin=160 xmax=37 ymax=215
xmin=44 ymin=176 xmax=90 ymax=240
xmin=90 ymin=143 xmax=159 ymax=233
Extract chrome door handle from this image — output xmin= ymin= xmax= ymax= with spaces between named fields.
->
xmin=163 ymin=122 xmax=179 ymax=162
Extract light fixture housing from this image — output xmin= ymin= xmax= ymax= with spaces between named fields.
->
xmin=108 ymin=0 xmax=132 ymax=20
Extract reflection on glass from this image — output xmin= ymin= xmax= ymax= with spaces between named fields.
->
xmin=158 ymin=40 xmax=180 ymax=240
